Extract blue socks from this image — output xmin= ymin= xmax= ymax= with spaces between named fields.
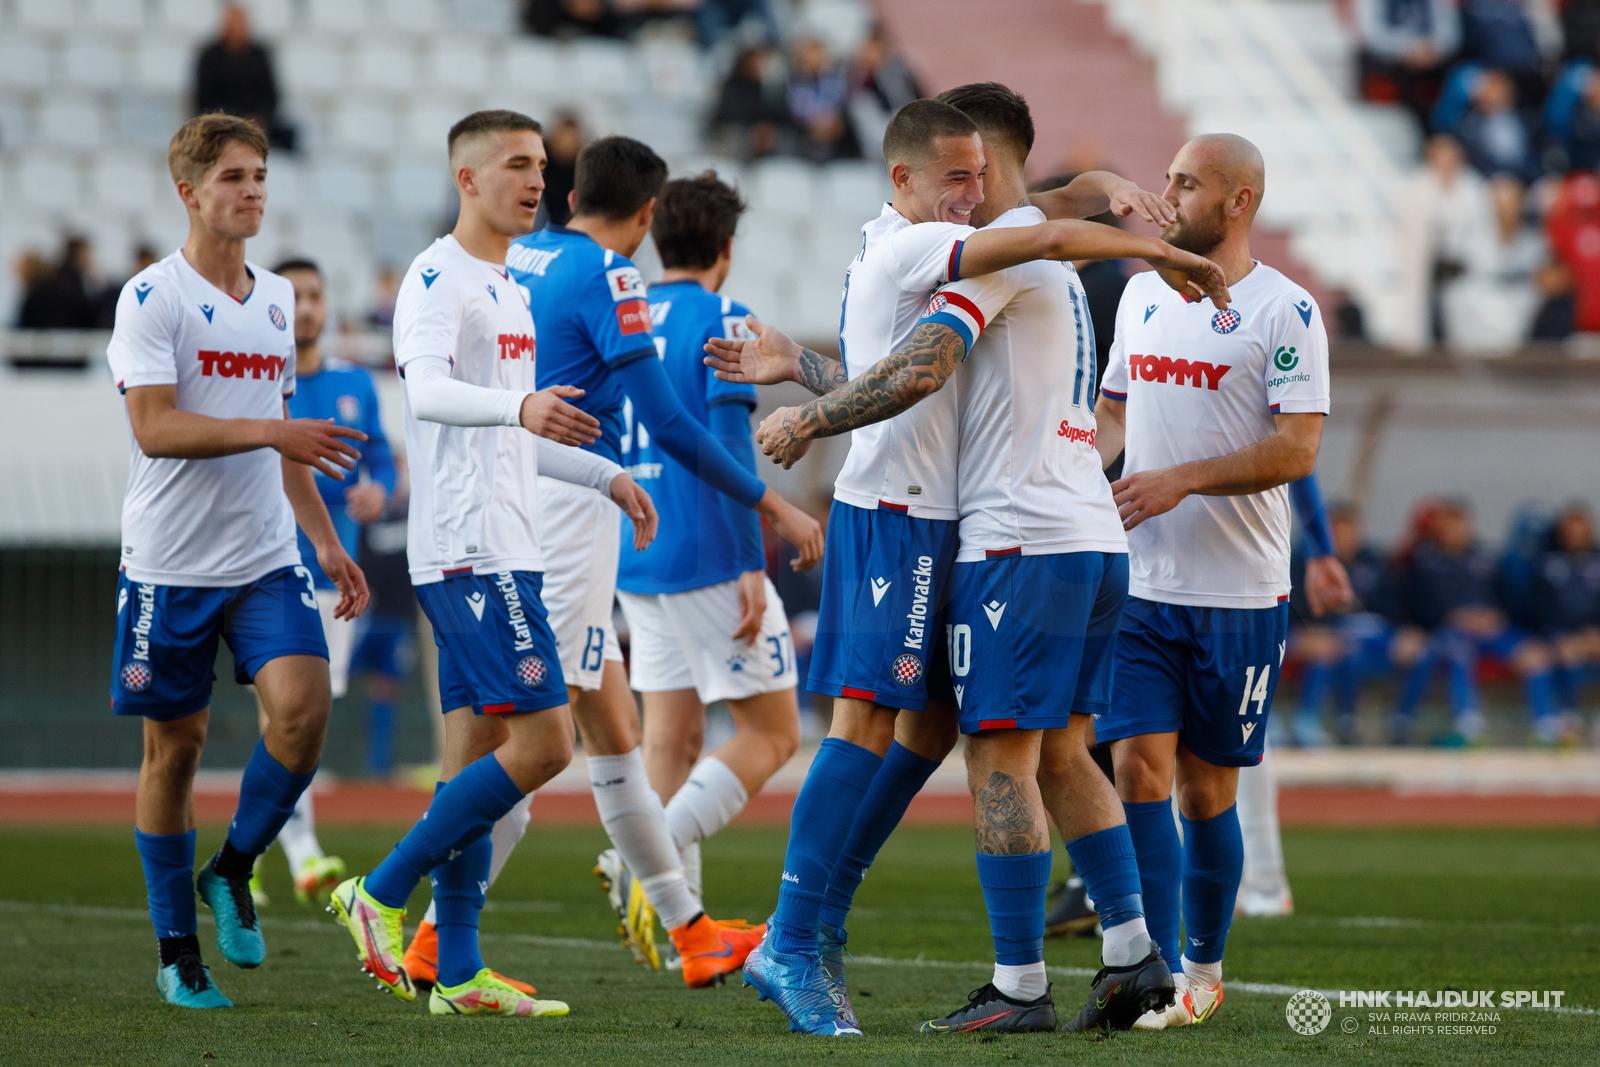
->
xmin=136 ymin=829 xmax=198 ymax=940
xmin=226 ymin=738 xmax=316 ymax=856
xmin=818 ymin=741 xmax=941 ymax=929
xmin=771 ymin=738 xmax=883 ymax=956
xmin=1524 ymin=668 xmax=1558 ymax=723
xmin=366 ymin=700 xmax=395 ymax=778
xmin=1123 ymin=799 xmax=1183 ymax=973
xmin=1179 ymin=805 xmax=1243 ymax=966
xmin=366 ymin=754 xmax=525 ymax=908
xmin=975 ymin=850 xmax=1052 ymax=965
xmin=433 ymin=830 xmax=492 ymax=988
xmin=1064 ymin=825 xmax=1143 ymax=931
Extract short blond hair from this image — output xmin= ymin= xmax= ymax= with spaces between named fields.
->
xmin=168 ymin=113 xmax=269 ymax=186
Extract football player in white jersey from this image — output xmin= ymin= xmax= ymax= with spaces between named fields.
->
xmin=108 ymin=114 xmax=369 ymax=1009
xmin=1091 ymin=134 xmax=1339 ymax=1028
xmin=707 ymin=98 xmax=1228 ymax=1035
xmin=726 ymin=83 xmax=1224 ymax=1035
xmin=329 ymin=110 xmax=658 ymax=1018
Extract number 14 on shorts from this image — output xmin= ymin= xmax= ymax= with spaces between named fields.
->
xmin=1237 ymin=664 xmax=1271 ymax=716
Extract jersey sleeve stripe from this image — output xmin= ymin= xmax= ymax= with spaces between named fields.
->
xmin=922 ymin=311 xmax=975 ymax=352
xmin=940 ymin=291 xmax=985 ymax=331
xmin=1100 ymin=387 xmax=1127 ymax=400
xmin=947 ymin=239 xmax=965 ymax=283
xmin=605 ymin=345 xmax=658 ymax=371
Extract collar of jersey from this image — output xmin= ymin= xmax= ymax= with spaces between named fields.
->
xmin=1179 ymin=259 xmax=1261 ymax=305
xmin=544 ymin=224 xmax=587 ymax=239
xmin=175 ymin=252 xmax=256 ymax=306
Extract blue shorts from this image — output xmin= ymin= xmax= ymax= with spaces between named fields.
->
xmin=807 ymin=502 xmax=958 ymax=711
xmin=947 ymin=551 xmax=1128 ymax=735
xmin=110 ymin=565 xmax=329 ymax=721
xmin=351 ymin=616 xmax=416 ymax=680
xmin=415 ymin=570 xmax=567 ymax=715
xmin=1094 ymin=596 xmax=1290 ymax=767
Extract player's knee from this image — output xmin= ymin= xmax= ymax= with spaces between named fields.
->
xmin=145 ymin=723 xmax=206 ymax=778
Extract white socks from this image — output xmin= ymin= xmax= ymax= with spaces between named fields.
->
xmin=422 ymin=792 xmax=534 ymax=927
xmin=277 ymin=786 xmax=323 ymax=872
xmin=1182 ymin=957 xmax=1222 ymax=991
xmin=664 ymin=757 xmax=748 ymax=905
xmin=590 ymin=748 xmax=700 ymax=930
xmin=1236 ymin=745 xmax=1288 ymax=898
xmin=1102 ymin=916 xmax=1152 ymax=967
xmin=993 ymin=961 xmax=1048 ymax=1001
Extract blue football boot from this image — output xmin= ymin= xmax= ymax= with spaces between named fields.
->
xmin=197 ymin=851 xmax=266 ymax=968
xmin=816 ymin=921 xmax=859 ymax=1030
xmin=156 ymin=948 xmax=234 ymax=1009
xmin=744 ymin=932 xmax=862 ymax=1036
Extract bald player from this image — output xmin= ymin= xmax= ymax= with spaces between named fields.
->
xmin=1090 ymin=134 xmax=1332 ymax=1028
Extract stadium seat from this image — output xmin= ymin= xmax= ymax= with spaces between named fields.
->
xmin=570 ymin=39 xmax=634 ymax=98
xmin=111 ymin=94 xmax=185 ymax=150
xmin=157 ymin=0 xmax=224 ymax=40
xmin=404 ymin=99 xmax=473 ymax=154
xmin=85 ymin=0 xmax=148 ymax=32
xmin=734 ymin=211 xmax=799 ymax=267
xmin=310 ymin=156 xmax=379 ymax=214
xmin=638 ymin=38 xmax=710 ymax=103
xmin=246 ymin=0 xmax=297 ymax=37
xmin=503 ymin=39 xmax=568 ymax=96
xmin=0 ymin=96 xmax=31 ymax=149
xmin=88 ymin=151 xmax=163 ymax=213
xmin=59 ymin=38 xmax=129 ymax=92
xmin=425 ymin=36 xmax=495 ymax=94
xmin=15 ymin=0 xmax=77 ymax=31
xmin=306 ymin=0 xmax=372 ymax=35
xmin=378 ymin=0 xmax=447 ymax=34
xmin=382 ymin=156 xmax=451 ymax=217
xmin=0 ymin=37 xmax=52 ymax=92
xmin=331 ymin=97 xmax=402 ymax=155
xmin=279 ymin=39 xmax=348 ymax=95
xmin=38 ymin=96 xmax=107 ymax=151
xmin=263 ymin=154 xmax=307 ymax=212
xmin=354 ymin=38 xmax=422 ymax=94
xmin=7 ymin=151 xmax=83 ymax=213
xmin=818 ymin=161 xmax=888 ymax=219
xmin=131 ymin=36 xmax=192 ymax=94
xmin=749 ymin=158 xmax=819 ymax=218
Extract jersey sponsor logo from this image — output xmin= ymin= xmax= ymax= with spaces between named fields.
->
xmin=199 ymin=303 xmax=215 ymax=323
xmin=604 ymin=265 xmax=646 ymax=303
xmin=506 ymin=245 xmax=561 ymax=277
xmin=516 ymin=655 xmax=548 ymax=687
xmin=120 ymin=661 xmax=153 ymax=692
xmin=1129 ymin=353 xmax=1230 ymax=390
xmin=465 ymin=591 xmax=487 ymax=620
xmin=1274 ymin=345 xmax=1299 ymax=371
xmin=135 ymin=282 xmax=154 ymax=305
xmin=268 ymin=304 xmax=287 ymax=330
xmin=420 ymin=267 xmax=441 ymax=289
xmin=1143 ymin=303 xmax=1159 ymax=323
xmin=616 ymin=298 xmax=651 ymax=336
xmin=197 ymin=350 xmax=288 ymax=380
xmin=1211 ymin=309 xmax=1241 ymax=334
xmin=128 ymin=582 xmax=156 ymax=666
xmin=904 ymin=556 xmax=933 ymax=650
xmin=1294 ymin=299 xmax=1313 ymax=326
xmin=983 ymin=599 xmax=1007 ymax=630
xmin=495 ymin=572 xmax=535 ymax=651
xmin=871 ymin=577 xmax=892 ymax=606
xmin=891 ymin=653 xmax=923 ymax=685
xmin=623 ymin=462 xmax=663 ymax=480
xmin=721 ymin=315 xmax=752 ymax=340
xmin=486 ymin=283 xmax=498 ymax=304
xmin=1057 ymin=419 xmax=1098 ymax=446
xmin=497 ymin=333 xmax=536 ymax=360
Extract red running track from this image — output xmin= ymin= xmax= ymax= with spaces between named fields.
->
xmin=3 ymin=786 xmax=1597 ymax=827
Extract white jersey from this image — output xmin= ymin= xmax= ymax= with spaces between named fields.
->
xmin=923 ymin=206 xmax=1127 ymax=561
xmin=831 ymin=203 xmax=973 ymax=520
xmin=394 ymin=235 xmax=542 ymax=584
xmin=1101 ymin=262 xmax=1331 ymax=609
xmin=107 ymin=250 xmax=300 ymax=587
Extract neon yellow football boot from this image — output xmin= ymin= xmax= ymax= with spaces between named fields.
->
xmin=328 ymin=876 xmax=415 ymax=1001
xmin=294 ymin=855 xmax=346 ymax=905
xmin=429 ymin=968 xmax=569 ymax=1017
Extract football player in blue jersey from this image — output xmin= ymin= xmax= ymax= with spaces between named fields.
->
xmin=503 ymin=137 xmax=823 ymax=984
xmin=615 ymin=174 xmax=803 ymax=982
xmin=239 ymin=258 xmax=395 ymax=908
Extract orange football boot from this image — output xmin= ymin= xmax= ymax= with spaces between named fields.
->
xmin=670 ymin=914 xmax=767 ymax=988
xmin=402 ymin=919 xmax=537 ymax=995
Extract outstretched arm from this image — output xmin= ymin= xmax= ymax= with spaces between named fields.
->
xmin=702 ymin=315 xmax=848 ymax=396
xmin=753 ymin=320 xmax=966 ymax=469
xmin=1030 ymin=171 xmax=1177 ymax=228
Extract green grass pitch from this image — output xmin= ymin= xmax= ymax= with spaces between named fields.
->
xmin=2 ymin=823 xmax=1596 ymax=1064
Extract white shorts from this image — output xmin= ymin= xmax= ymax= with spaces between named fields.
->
xmin=315 ymin=588 xmax=356 ymax=699
xmin=537 ymin=475 xmax=623 ymax=691
xmin=617 ymin=575 xmax=798 ymax=703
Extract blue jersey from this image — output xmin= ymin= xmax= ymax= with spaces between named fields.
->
xmin=507 ymin=225 xmax=657 ymax=465
xmin=617 ymin=281 xmax=764 ymax=595
xmin=286 ymin=360 xmax=395 ymax=588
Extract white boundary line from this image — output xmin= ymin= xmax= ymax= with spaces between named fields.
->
xmin=3 ymin=899 xmax=1593 ymax=1016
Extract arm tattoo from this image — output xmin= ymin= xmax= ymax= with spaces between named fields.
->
xmin=799 ymin=321 xmax=967 ymax=439
xmin=796 ymin=346 xmax=848 ymax=397
xmin=974 ymin=771 xmax=1048 ymax=855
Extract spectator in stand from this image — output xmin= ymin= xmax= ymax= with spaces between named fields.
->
xmin=1544 ymin=170 xmax=1600 ymax=330
xmin=10 ymin=250 xmax=51 ymax=328
xmin=1355 ymin=0 xmax=1461 ymax=129
xmin=1533 ymin=504 xmax=1600 ymax=736
xmin=1291 ymin=503 xmax=1418 ymax=747
xmin=1393 ymin=499 xmax=1563 ymax=746
xmin=367 ymin=266 xmax=400 ymax=331
xmin=1447 ymin=175 xmax=1545 ymax=351
xmin=193 ymin=3 xmax=294 ymax=150
xmin=16 ymin=236 xmax=101 ymax=331
xmin=1530 ymin=258 xmax=1576 ymax=336
xmin=694 ymin=0 xmax=780 ymax=50
xmin=1396 ymin=134 xmax=1498 ymax=347
xmin=523 ymin=0 xmax=624 ymax=38
xmin=1451 ymin=69 xmax=1543 ymax=183
xmin=1562 ymin=68 xmax=1600 ymax=168
xmin=711 ymin=46 xmax=791 ymax=161
xmin=846 ymin=23 xmax=924 ymax=161
xmin=1567 ymin=0 xmax=1600 ymax=60
xmin=786 ymin=36 xmax=860 ymax=163
xmin=540 ymin=112 xmax=587 ymax=226
xmin=1459 ymin=0 xmax=1562 ymax=106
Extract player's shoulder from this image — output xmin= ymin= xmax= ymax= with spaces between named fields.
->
xmin=1245 ymin=263 xmax=1319 ymax=319
xmin=118 ymin=251 xmax=186 ymax=311
xmin=1119 ymin=268 xmax=1168 ymax=305
xmin=399 ymin=237 xmax=465 ymax=294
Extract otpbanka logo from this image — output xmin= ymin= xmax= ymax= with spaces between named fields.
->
xmin=1274 ymin=345 xmax=1299 ymax=371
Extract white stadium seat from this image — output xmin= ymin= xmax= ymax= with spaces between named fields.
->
xmin=59 ymin=38 xmax=130 ymax=93
xmin=734 ymin=210 xmax=798 ymax=267
xmin=353 ymin=38 xmax=421 ymax=94
xmin=330 ymin=97 xmax=401 ymax=154
xmin=88 ymin=151 xmax=163 ymax=213
xmin=819 ymin=160 xmax=888 ymax=219
xmin=404 ymin=99 xmax=472 ymax=154
xmin=131 ymin=37 xmax=193 ymax=94
xmin=85 ymin=0 xmax=149 ymax=32
xmin=379 ymin=0 xmax=446 ymax=34
xmin=15 ymin=0 xmax=77 ymax=31
xmin=305 ymin=0 xmax=371 ymax=34
xmin=0 ymin=96 xmax=31 ymax=149
xmin=425 ymin=37 xmax=494 ymax=94
xmin=279 ymin=39 xmax=348 ymax=95
xmin=263 ymin=154 xmax=307 ymax=212
xmin=310 ymin=156 xmax=379 ymax=214
xmin=8 ymin=151 xmax=84 ymax=213
xmin=159 ymin=0 xmax=224 ymax=39
xmin=38 ymin=96 xmax=108 ymax=151
xmin=244 ymin=0 xmax=297 ymax=37
xmin=502 ymin=39 xmax=567 ymax=96
xmin=0 ymin=37 xmax=53 ymax=92
xmin=112 ymin=94 xmax=185 ymax=150
xmin=382 ymin=156 xmax=452 ymax=216
xmin=749 ymin=158 xmax=818 ymax=218
xmin=569 ymin=39 xmax=633 ymax=98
